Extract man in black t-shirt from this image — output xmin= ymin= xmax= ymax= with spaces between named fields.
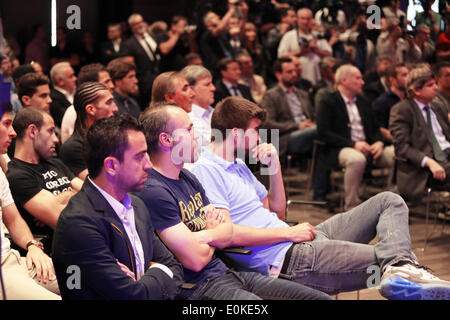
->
xmin=59 ymin=82 xmax=118 ymax=180
xmin=137 ymin=103 xmax=330 ymax=300
xmin=6 ymin=107 xmax=83 ymax=251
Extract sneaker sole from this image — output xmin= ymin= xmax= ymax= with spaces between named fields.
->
xmin=380 ymin=277 xmax=450 ymax=300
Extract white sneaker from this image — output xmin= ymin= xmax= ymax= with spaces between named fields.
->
xmin=379 ymin=262 xmax=450 ymax=300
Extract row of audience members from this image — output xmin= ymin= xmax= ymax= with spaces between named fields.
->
xmin=0 ymin=55 xmax=449 ymax=299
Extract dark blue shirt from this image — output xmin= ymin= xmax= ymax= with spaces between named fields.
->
xmin=372 ymin=90 xmax=401 ymax=129
xmin=136 ymin=168 xmax=228 ymax=296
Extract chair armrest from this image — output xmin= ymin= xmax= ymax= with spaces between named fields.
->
xmin=219 ymin=246 xmax=252 ymax=255
xmin=287 ymin=199 xmax=328 ymax=207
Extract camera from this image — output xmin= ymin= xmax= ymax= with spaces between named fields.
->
xmin=185 ymin=25 xmax=197 ymax=32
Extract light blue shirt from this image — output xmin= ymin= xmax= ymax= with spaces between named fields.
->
xmin=191 ymin=149 xmax=292 ymax=275
xmin=189 ymin=104 xmax=213 ymax=148
xmin=414 ymin=99 xmax=450 ymax=167
xmin=88 ymin=178 xmax=146 ymax=279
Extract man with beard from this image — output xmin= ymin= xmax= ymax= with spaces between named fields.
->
xmin=6 ymin=107 xmax=83 ymax=253
xmin=373 ymin=63 xmax=409 ymax=147
xmin=17 ymin=72 xmax=52 ymax=112
xmin=52 ymin=114 xmax=183 ymax=300
xmin=107 ymin=58 xmax=142 ymax=119
xmin=260 ymin=57 xmax=317 ymax=162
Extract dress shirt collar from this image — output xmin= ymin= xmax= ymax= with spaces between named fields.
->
xmin=54 ymin=86 xmax=74 ymax=104
xmin=190 ymin=103 xmax=213 ymax=119
xmin=88 ymin=177 xmax=133 ymax=216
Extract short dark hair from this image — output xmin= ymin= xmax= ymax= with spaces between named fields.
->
xmin=107 ymin=58 xmax=136 ymax=83
xmin=17 ymin=72 xmax=50 ymax=101
xmin=211 ymin=96 xmax=266 ymax=141
xmin=217 ymin=57 xmax=237 ymax=73
xmin=433 ymin=61 xmax=450 ymax=78
xmin=74 ymin=81 xmax=109 ymax=136
xmin=77 ymin=63 xmax=107 ymax=86
xmin=273 ymin=57 xmax=292 ymax=74
xmin=139 ymin=103 xmax=179 ymax=156
xmin=85 ymin=114 xmax=143 ymax=178
xmin=12 ymin=106 xmax=47 ymax=140
xmin=385 ymin=63 xmax=407 ymax=87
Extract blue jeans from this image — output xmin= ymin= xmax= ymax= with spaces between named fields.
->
xmin=287 ymin=127 xmax=318 ymax=155
xmin=186 ymin=270 xmax=331 ymax=300
xmin=280 ymin=192 xmax=418 ymax=295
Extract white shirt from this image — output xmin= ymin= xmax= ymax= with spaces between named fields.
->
xmin=341 ymin=93 xmax=366 ymax=142
xmin=137 ymin=33 xmax=159 ymax=62
xmin=54 ymin=86 xmax=74 ymax=105
xmin=88 ymin=178 xmax=173 ymax=280
xmin=189 ymin=103 xmax=214 ymax=148
xmin=277 ymin=29 xmax=332 ymax=85
xmin=60 ymin=105 xmax=76 ymax=143
xmin=1 ymin=170 xmax=15 ymax=263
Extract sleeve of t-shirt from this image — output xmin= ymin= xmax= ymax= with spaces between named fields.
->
xmin=6 ymin=164 xmax=43 ymax=207
xmin=249 ymin=171 xmax=269 ymax=201
xmin=138 ymin=184 xmax=183 ymax=231
xmin=190 ymin=164 xmax=230 ymax=211
xmin=181 ymin=169 xmax=210 ymax=207
xmin=0 ymin=170 xmax=14 ymax=208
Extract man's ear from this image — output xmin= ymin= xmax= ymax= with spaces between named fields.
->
xmin=104 ymin=156 xmax=119 ymax=176
xmin=164 ymin=93 xmax=174 ymax=103
xmin=21 ymin=95 xmax=31 ymax=106
xmin=159 ymin=132 xmax=173 ymax=148
xmin=28 ymin=124 xmax=39 ymax=139
xmin=85 ymin=104 xmax=96 ymax=117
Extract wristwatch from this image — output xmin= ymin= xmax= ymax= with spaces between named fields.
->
xmin=26 ymin=239 xmax=44 ymax=251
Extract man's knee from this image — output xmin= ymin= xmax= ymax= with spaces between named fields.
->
xmin=375 ymin=191 xmax=407 ymax=210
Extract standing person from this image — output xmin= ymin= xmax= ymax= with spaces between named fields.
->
xmin=52 ymin=114 xmax=183 ymax=299
xmin=121 ymin=13 xmax=161 ymax=107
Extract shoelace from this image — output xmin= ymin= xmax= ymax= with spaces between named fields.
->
xmin=407 ymin=264 xmax=438 ymax=280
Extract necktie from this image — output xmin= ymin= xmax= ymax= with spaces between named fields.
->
xmin=141 ymin=35 xmax=157 ymax=61
xmin=231 ymin=85 xmax=239 ymax=96
xmin=425 ymin=106 xmax=447 ymax=163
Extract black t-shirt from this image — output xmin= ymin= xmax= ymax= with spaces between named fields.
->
xmin=6 ymin=157 xmax=75 ymax=241
xmin=59 ymin=132 xmax=87 ymax=176
xmin=59 ymin=131 xmax=86 ymax=177
xmin=137 ymin=168 xmax=228 ymax=291
xmin=156 ymin=32 xmax=190 ymax=72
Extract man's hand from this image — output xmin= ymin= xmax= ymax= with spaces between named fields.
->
xmin=26 ymin=245 xmax=56 ymax=284
xmin=353 ymin=141 xmax=371 ymax=156
xmin=116 ymin=259 xmax=136 ymax=281
xmin=298 ymin=119 xmax=315 ymax=130
xmin=285 ymin=222 xmax=316 ymax=242
xmin=369 ymin=141 xmax=384 ymax=160
xmin=204 ymin=204 xmax=226 ymax=230
xmin=252 ymin=143 xmax=280 ymax=175
xmin=426 ymin=158 xmax=447 ymax=181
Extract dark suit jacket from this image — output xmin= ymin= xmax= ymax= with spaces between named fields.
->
xmin=213 ymin=81 xmax=255 ymax=106
xmin=260 ymin=84 xmax=314 ymax=158
xmin=52 ymin=178 xmax=183 ymax=300
xmin=121 ymin=35 xmax=160 ymax=105
xmin=390 ymin=98 xmax=450 ymax=201
xmin=50 ymin=89 xmax=71 ymax=128
xmin=100 ymin=40 xmax=123 ymax=64
xmin=316 ymin=90 xmax=383 ymax=168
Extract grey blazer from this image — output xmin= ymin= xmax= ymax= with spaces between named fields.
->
xmin=390 ymin=98 xmax=450 ymax=201
xmin=260 ymin=84 xmax=314 ymax=158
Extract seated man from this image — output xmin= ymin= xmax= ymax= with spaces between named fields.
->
xmin=191 ymin=96 xmax=450 ymax=300
xmin=149 ymin=71 xmax=195 ymax=113
xmin=52 ymin=114 xmax=183 ymax=299
xmin=180 ymin=65 xmax=215 ymax=148
xmin=107 ymin=58 xmax=142 ymax=119
xmin=6 ymin=107 xmax=83 ymax=253
xmin=17 ymin=72 xmax=52 ymax=112
xmin=260 ymin=57 xmax=317 ymax=162
xmin=316 ymin=64 xmax=394 ymax=210
xmin=136 ymin=103 xmax=330 ymax=300
xmin=60 ymin=62 xmax=115 ymax=143
xmin=59 ymin=82 xmax=118 ymax=180
xmin=390 ymin=66 xmax=450 ymax=203
xmin=0 ymin=103 xmax=59 ymax=299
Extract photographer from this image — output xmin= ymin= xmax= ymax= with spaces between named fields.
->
xmin=157 ymin=16 xmax=199 ymax=72
xmin=376 ymin=18 xmax=419 ymax=64
xmin=277 ymin=8 xmax=331 ymax=85
xmin=415 ymin=0 xmax=442 ymax=45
